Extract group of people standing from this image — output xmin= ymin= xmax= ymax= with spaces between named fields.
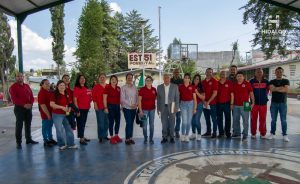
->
xmin=9 ymin=65 xmax=290 ymax=150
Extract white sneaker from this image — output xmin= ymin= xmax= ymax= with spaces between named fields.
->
xmin=251 ymin=135 xmax=256 ymax=139
xmin=260 ymin=135 xmax=267 ymax=139
xmin=59 ymin=145 xmax=67 ymax=150
xmin=68 ymin=145 xmax=78 ymax=149
xmin=196 ymin=134 xmax=202 ymax=141
xmin=184 ymin=135 xmax=189 ymax=142
xmin=180 ymin=135 xmax=186 ymax=142
xmin=189 ymin=133 xmax=196 ymax=140
xmin=283 ymin=136 xmax=290 ymax=142
xmin=267 ymin=134 xmax=275 ymax=140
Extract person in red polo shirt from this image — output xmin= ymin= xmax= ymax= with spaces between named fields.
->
xmin=92 ymin=73 xmax=109 ymax=143
xmin=50 ymin=80 xmax=77 ymax=150
xmin=38 ymin=79 xmax=57 ymax=147
xmin=138 ymin=76 xmax=157 ymax=144
xmin=73 ymin=74 xmax=91 ymax=145
xmin=232 ymin=71 xmax=255 ymax=141
xmin=201 ymin=68 xmax=219 ymax=138
xmin=103 ymin=75 xmax=122 ymax=144
xmin=9 ymin=72 xmax=38 ymax=149
xmin=216 ymin=71 xmax=234 ymax=138
xmin=178 ymin=73 xmax=197 ymax=142
xmin=62 ymin=74 xmax=76 ymax=130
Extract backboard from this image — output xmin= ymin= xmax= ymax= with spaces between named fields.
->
xmin=170 ymin=43 xmax=198 ymax=61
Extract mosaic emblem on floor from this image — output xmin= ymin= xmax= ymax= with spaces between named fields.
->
xmin=124 ymin=149 xmax=300 ymax=184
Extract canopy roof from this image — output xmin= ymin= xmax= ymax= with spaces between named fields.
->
xmin=0 ymin=0 xmax=73 ymax=17
xmin=260 ymin=0 xmax=300 ymax=13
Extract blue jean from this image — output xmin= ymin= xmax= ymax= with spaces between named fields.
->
xmin=123 ymin=108 xmax=136 ymax=139
xmin=232 ymin=106 xmax=249 ymax=137
xmin=270 ymin=102 xmax=287 ymax=136
xmin=142 ymin=109 xmax=155 ymax=141
xmin=108 ymin=104 xmax=121 ymax=136
xmin=216 ymin=102 xmax=231 ymax=136
xmin=95 ymin=110 xmax=109 ymax=139
xmin=42 ymin=119 xmax=53 ymax=142
xmin=191 ymin=102 xmax=203 ymax=134
xmin=175 ymin=111 xmax=181 ymax=133
xmin=76 ymin=109 xmax=89 ymax=138
xmin=180 ymin=101 xmax=194 ymax=135
xmin=203 ymin=105 xmax=218 ymax=135
xmin=52 ymin=113 xmax=75 ymax=147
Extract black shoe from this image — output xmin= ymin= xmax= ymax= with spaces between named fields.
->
xmin=232 ymin=134 xmax=241 ymax=139
xmin=217 ymin=134 xmax=224 ymax=138
xmin=44 ymin=141 xmax=53 ymax=147
xmin=16 ymin=143 xmax=22 ymax=149
xmin=49 ymin=139 xmax=57 ymax=145
xmin=226 ymin=135 xmax=232 ymax=139
xmin=211 ymin=134 xmax=217 ymax=138
xmin=130 ymin=139 xmax=135 ymax=144
xmin=161 ymin=138 xmax=168 ymax=144
xmin=104 ymin=137 xmax=110 ymax=141
xmin=98 ymin=138 xmax=103 ymax=143
xmin=80 ymin=141 xmax=88 ymax=145
xmin=202 ymin=132 xmax=211 ymax=137
xmin=144 ymin=139 xmax=147 ymax=144
xmin=150 ymin=140 xmax=154 ymax=144
xmin=175 ymin=132 xmax=180 ymax=138
xmin=84 ymin=138 xmax=90 ymax=142
xmin=26 ymin=140 xmax=39 ymax=144
xmin=170 ymin=138 xmax=175 ymax=143
xmin=242 ymin=136 xmax=248 ymax=141
xmin=125 ymin=140 xmax=131 ymax=145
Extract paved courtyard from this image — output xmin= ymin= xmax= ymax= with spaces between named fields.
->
xmin=0 ymin=98 xmax=299 ymax=183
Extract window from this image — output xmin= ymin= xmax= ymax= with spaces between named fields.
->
xmin=289 ymin=65 xmax=296 ymax=77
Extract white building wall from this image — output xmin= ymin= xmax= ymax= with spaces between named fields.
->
xmin=269 ymin=62 xmax=300 ymax=89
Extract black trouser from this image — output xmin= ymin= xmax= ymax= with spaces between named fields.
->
xmin=14 ymin=105 xmax=32 ymax=144
xmin=216 ymin=102 xmax=231 ymax=136
xmin=76 ymin=109 xmax=89 ymax=138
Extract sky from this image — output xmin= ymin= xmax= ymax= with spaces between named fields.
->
xmin=7 ymin=0 xmax=257 ymax=71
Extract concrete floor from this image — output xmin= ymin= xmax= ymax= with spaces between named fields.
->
xmin=0 ymin=98 xmax=299 ymax=184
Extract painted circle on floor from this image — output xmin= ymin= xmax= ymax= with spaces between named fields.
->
xmin=124 ymin=149 xmax=300 ymax=184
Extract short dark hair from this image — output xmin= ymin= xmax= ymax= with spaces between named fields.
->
xmin=184 ymin=73 xmax=191 ymax=79
xmin=230 ymin=65 xmax=237 ymax=69
xmin=206 ymin=68 xmax=213 ymax=72
xmin=126 ymin=73 xmax=133 ymax=79
xmin=275 ymin=67 xmax=284 ymax=71
xmin=236 ymin=71 xmax=244 ymax=76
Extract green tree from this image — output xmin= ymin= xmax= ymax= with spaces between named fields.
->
xmin=50 ymin=4 xmax=65 ymax=79
xmin=75 ymin=0 xmax=107 ymax=87
xmin=0 ymin=12 xmax=16 ymax=101
xmin=100 ymin=1 xmax=120 ymax=73
xmin=124 ymin=10 xmax=158 ymax=53
xmin=181 ymin=60 xmax=196 ymax=75
xmin=230 ymin=40 xmax=239 ymax=67
xmin=240 ymin=0 xmax=300 ymax=58
xmin=114 ymin=12 xmax=129 ymax=72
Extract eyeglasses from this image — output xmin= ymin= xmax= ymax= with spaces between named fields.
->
xmin=146 ymin=80 xmax=152 ymax=82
